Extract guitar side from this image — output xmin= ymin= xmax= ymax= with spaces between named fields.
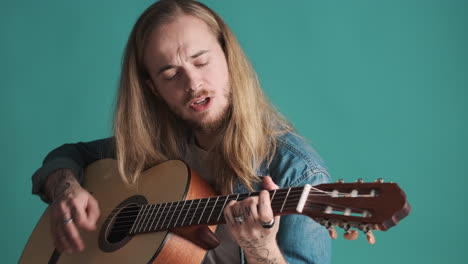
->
xmin=20 ymin=159 xmax=216 ymax=264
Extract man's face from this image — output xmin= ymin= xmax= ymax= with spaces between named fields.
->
xmin=144 ymin=15 xmax=231 ymax=132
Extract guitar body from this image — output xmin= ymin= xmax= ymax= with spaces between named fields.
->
xmin=20 ymin=159 xmax=217 ymax=264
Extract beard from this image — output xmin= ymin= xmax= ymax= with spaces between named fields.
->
xmin=169 ymin=88 xmax=232 ymax=133
xmin=182 ymin=103 xmax=231 ymax=133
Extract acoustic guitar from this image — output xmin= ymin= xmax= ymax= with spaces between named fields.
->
xmin=20 ymin=159 xmax=410 ymax=263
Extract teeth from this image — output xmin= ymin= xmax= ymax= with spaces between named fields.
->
xmin=194 ymin=98 xmax=207 ymax=105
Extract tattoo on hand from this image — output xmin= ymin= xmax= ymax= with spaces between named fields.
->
xmin=244 ymin=206 xmax=252 ymax=217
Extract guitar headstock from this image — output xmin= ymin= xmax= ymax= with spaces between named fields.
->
xmin=303 ymin=179 xmax=410 ymax=243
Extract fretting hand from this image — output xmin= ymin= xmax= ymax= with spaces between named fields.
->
xmin=224 ymin=176 xmax=286 ymax=264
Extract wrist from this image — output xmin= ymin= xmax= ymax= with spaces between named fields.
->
xmin=242 ymin=239 xmax=286 ymax=264
xmin=43 ymin=168 xmax=78 ymax=202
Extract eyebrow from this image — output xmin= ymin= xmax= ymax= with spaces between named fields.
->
xmin=157 ymin=50 xmax=210 ymax=74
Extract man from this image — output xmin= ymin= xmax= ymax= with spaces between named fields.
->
xmin=32 ymin=0 xmax=332 ymax=263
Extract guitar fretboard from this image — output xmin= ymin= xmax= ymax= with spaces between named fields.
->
xmin=112 ymin=187 xmax=308 ymax=235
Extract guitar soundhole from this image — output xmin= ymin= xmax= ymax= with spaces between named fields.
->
xmin=98 ymin=195 xmax=148 ymax=252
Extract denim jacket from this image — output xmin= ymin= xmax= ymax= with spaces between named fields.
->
xmin=234 ymin=132 xmax=331 ymax=264
xmin=32 ymin=132 xmax=331 ymax=264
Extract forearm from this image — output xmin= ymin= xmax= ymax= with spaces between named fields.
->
xmin=243 ymin=239 xmax=287 ymax=264
xmin=42 ymin=168 xmax=81 ymax=202
xmin=32 ymin=137 xmax=115 ymax=202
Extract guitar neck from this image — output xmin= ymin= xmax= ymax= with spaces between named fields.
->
xmin=125 ymin=187 xmax=307 ymax=235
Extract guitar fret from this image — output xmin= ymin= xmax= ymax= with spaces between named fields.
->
xmin=145 ymin=205 xmax=154 ymax=231
xmin=135 ymin=205 xmax=146 ymax=232
xmin=136 ymin=205 xmax=149 ymax=233
xmin=206 ymin=196 xmax=219 ymax=224
xmin=145 ymin=204 xmax=155 ymax=231
xmin=174 ymin=200 xmax=187 ymax=228
xmin=190 ymin=199 xmax=201 ymax=226
xmin=143 ymin=204 xmax=154 ymax=232
xmin=131 ymin=205 xmax=145 ymax=234
xmin=139 ymin=204 xmax=151 ymax=232
xmin=165 ymin=202 xmax=178 ymax=229
xmin=181 ymin=199 xmax=194 ymax=227
xmin=149 ymin=203 xmax=162 ymax=231
xmin=280 ymin=188 xmax=291 ymax=213
xmin=161 ymin=202 xmax=179 ymax=228
xmin=143 ymin=205 xmax=156 ymax=231
xmin=155 ymin=203 xmax=167 ymax=231
xmin=270 ymin=189 xmax=277 ymax=202
xmin=198 ymin=197 xmax=210 ymax=225
xmin=216 ymin=195 xmax=229 ymax=222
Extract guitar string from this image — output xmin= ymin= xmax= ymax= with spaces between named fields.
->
xmin=110 ymin=194 xmax=308 ymax=226
xmin=108 ymin=202 xmax=328 ymax=233
xmin=100 ymin=184 xmax=341 ymax=217
xmin=100 ymin=189 xmax=336 ymax=220
xmin=108 ymin=190 xmax=361 ymax=233
xmin=99 ymin=190 xmax=300 ymax=216
xmin=111 ymin=198 xmax=321 ymax=227
xmin=108 ymin=195 xmax=368 ymax=233
xmin=107 ymin=194 xmax=310 ymax=232
xmin=110 ymin=197 xmax=369 ymax=234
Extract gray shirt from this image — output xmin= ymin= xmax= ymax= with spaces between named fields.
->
xmin=183 ymin=139 xmax=241 ymax=264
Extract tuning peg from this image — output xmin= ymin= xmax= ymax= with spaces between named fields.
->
xmin=327 ymin=226 xmax=338 ymax=239
xmin=336 ymin=179 xmax=344 ymax=183
xmin=321 ymin=220 xmax=338 ymax=239
xmin=344 ymin=230 xmax=359 ymax=240
xmin=365 ymin=230 xmax=376 ymax=245
xmin=356 ymin=178 xmax=364 ymax=183
xmin=375 ymin=178 xmax=384 ymax=183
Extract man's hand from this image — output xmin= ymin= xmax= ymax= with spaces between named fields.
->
xmin=44 ymin=169 xmax=100 ymax=254
xmin=224 ymin=176 xmax=287 ymax=264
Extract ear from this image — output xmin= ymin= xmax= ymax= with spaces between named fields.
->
xmin=145 ymin=79 xmax=160 ymax=97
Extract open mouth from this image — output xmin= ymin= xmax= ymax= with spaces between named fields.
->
xmin=189 ymin=96 xmax=212 ymax=111
xmin=193 ymin=97 xmax=209 ymax=105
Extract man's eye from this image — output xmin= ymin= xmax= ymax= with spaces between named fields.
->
xmin=163 ymin=71 xmax=178 ymax=80
xmin=195 ymin=61 xmax=209 ymax=67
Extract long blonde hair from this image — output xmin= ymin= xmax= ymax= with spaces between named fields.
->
xmin=114 ymin=0 xmax=292 ymax=194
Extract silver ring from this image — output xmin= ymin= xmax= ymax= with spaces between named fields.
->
xmin=260 ymin=218 xmax=275 ymax=229
xmin=63 ymin=217 xmax=74 ymax=225
xmin=234 ymin=216 xmax=245 ymax=223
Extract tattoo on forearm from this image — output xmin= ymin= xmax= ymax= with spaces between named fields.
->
xmin=47 ymin=169 xmax=74 ymax=202
xmin=239 ymin=238 xmax=279 ymax=264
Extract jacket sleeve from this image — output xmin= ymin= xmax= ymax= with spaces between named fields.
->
xmin=31 ymin=137 xmax=115 ymax=203
xmin=276 ymin=172 xmax=332 ymax=264
xmin=266 ymin=133 xmax=332 ymax=264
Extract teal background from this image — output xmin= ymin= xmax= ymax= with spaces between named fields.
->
xmin=1 ymin=0 xmax=466 ymax=263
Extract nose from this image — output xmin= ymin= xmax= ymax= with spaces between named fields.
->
xmin=184 ymin=68 xmax=203 ymax=92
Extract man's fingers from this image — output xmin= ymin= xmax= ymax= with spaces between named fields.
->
xmin=62 ymin=220 xmax=85 ymax=252
xmin=258 ymin=190 xmax=275 ymax=223
xmin=50 ymin=189 xmax=100 ymax=253
xmin=70 ymin=200 xmax=87 ymax=229
xmin=54 ymin=220 xmax=76 ymax=253
xmin=52 ymin=206 xmax=84 ymax=253
xmin=86 ymin=195 xmax=100 ymax=230
xmin=262 ymin=176 xmax=279 ymax=191
xmin=69 ymin=193 xmax=100 ymax=231
xmin=224 ymin=200 xmax=237 ymax=226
